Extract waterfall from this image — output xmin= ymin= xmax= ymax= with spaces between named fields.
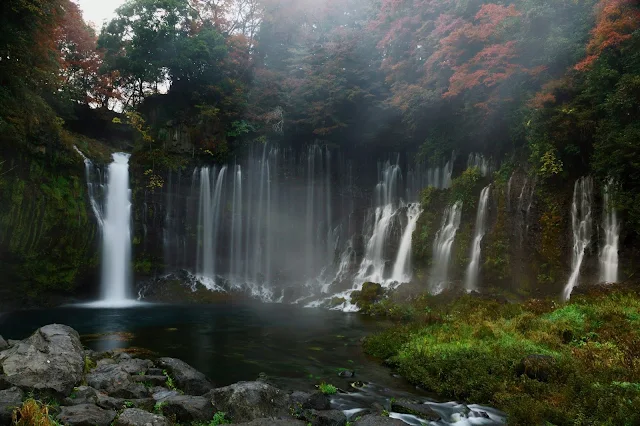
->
xmin=390 ymin=203 xmax=423 ymax=283
xmin=467 ymin=153 xmax=492 ymax=176
xmin=563 ymin=177 xmax=593 ymax=300
xmin=100 ymin=153 xmax=133 ymax=304
xmin=196 ymin=166 xmax=227 ymax=289
xmin=407 ymin=154 xmax=455 ymax=199
xmin=430 ymin=201 xmax=463 ymax=293
xmin=465 ymin=185 xmax=491 ymax=292
xmin=599 ymin=180 xmax=619 ymax=283
xmin=229 ymin=165 xmax=243 ymax=280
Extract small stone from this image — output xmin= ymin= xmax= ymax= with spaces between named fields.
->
xmin=56 ymin=404 xmax=117 ymax=426
xmin=115 ymin=408 xmax=170 ymax=426
xmin=338 ymin=370 xmax=355 ymax=378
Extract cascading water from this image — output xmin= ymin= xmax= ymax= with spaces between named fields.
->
xmin=100 ymin=153 xmax=133 ymax=305
xmin=430 ymin=201 xmax=463 ymax=293
xmin=563 ymin=177 xmax=593 ymax=300
xmin=467 ymin=153 xmax=493 ymax=176
xmin=465 ymin=185 xmax=491 ymax=292
xmin=390 ymin=203 xmax=423 ymax=283
xmin=600 ymin=180 xmax=619 ymax=283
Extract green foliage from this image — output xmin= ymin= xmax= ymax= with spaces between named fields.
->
xmin=163 ymin=370 xmax=177 ymax=391
xmin=12 ymin=398 xmax=61 ymax=426
xmin=449 ymin=168 xmax=483 ymax=210
xmin=364 ymin=287 xmax=640 ymax=425
xmin=153 ymin=401 xmax=167 ymax=414
xmin=83 ymin=356 xmax=96 ymax=374
xmin=318 ymin=383 xmax=337 ymax=395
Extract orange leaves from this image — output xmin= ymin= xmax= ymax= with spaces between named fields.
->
xmin=576 ymin=0 xmax=640 ymax=71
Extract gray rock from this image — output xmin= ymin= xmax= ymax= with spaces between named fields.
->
xmin=115 ymin=408 xmax=170 ymax=426
xmin=86 ymin=364 xmax=149 ymax=398
xmin=235 ymin=420 xmax=307 ymax=426
xmin=208 ymin=381 xmax=290 ymax=422
xmin=64 ymin=386 xmax=100 ymax=405
xmin=96 ymin=359 xmax=117 ymax=367
xmin=119 ymin=359 xmax=153 ymax=375
xmin=0 ymin=324 xmax=84 ymax=396
xmin=0 ymin=336 xmax=7 ymax=351
xmin=303 ymin=392 xmax=331 ymax=410
xmin=338 ymin=370 xmax=355 ymax=378
xmin=304 ymin=409 xmax=347 ymax=426
xmin=0 ymin=387 xmax=24 ymax=424
xmin=7 ymin=340 xmax=19 ymax=347
xmin=390 ymin=399 xmax=440 ymax=421
xmin=56 ymin=404 xmax=117 ymax=426
xmin=156 ymin=357 xmax=213 ymax=395
xmin=132 ymin=375 xmax=167 ymax=387
xmin=352 ymin=414 xmax=406 ymax=426
xmin=158 ymin=395 xmax=214 ymax=423
xmin=147 ymin=368 xmax=164 ymax=376
xmin=152 ymin=389 xmax=180 ymax=402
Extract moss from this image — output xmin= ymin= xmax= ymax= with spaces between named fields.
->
xmin=449 ymin=168 xmax=483 ymax=210
xmin=350 ymin=282 xmax=383 ymax=310
xmin=483 ymin=181 xmax=511 ymax=284
xmin=363 ymin=286 xmax=640 ymax=425
xmin=535 ymin=183 xmax=569 ymax=287
xmin=412 ymin=187 xmax=447 ymax=268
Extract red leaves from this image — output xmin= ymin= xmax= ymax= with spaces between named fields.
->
xmin=575 ymin=0 xmax=640 ymax=71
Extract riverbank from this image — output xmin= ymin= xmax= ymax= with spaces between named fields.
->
xmin=362 ymin=283 xmax=640 ymax=425
xmin=0 ymin=322 xmax=504 ymax=425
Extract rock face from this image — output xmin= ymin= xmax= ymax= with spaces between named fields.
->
xmin=115 ymin=408 xmax=170 ymax=426
xmin=86 ymin=364 xmax=149 ymax=398
xmin=0 ymin=324 xmax=84 ymax=396
xmin=156 ymin=357 xmax=213 ymax=395
xmin=0 ymin=387 xmax=24 ymax=424
xmin=57 ymin=403 xmax=117 ymax=426
xmin=208 ymin=381 xmax=290 ymax=422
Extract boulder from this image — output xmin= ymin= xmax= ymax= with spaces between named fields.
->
xmin=86 ymin=364 xmax=149 ymax=398
xmin=0 ymin=387 xmax=24 ymax=424
xmin=97 ymin=359 xmax=117 ymax=367
xmin=390 ymin=399 xmax=440 ymax=421
xmin=304 ymin=409 xmax=347 ymax=426
xmin=236 ymin=420 xmax=307 ymax=426
xmin=0 ymin=336 xmax=8 ymax=351
xmin=208 ymin=381 xmax=290 ymax=422
xmin=56 ymin=404 xmax=117 ymax=426
xmin=115 ymin=408 xmax=170 ymax=426
xmin=152 ymin=389 xmax=180 ymax=402
xmin=352 ymin=414 xmax=406 ymax=426
xmin=516 ymin=354 xmax=556 ymax=382
xmin=350 ymin=282 xmax=383 ymax=309
xmin=158 ymin=395 xmax=214 ymax=423
xmin=156 ymin=357 xmax=213 ymax=395
xmin=0 ymin=324 xmax=84 ymax=396
xmin=132 ymin=375 xmax=167 ymax=387
xmin=290 ymin=391 xmax=331 ymax=411
xmin=64 ymin=386 xmax=100 ymax=406
xmin=118 ymin=359 xmax=153 ymax=375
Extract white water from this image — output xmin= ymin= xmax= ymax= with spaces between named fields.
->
xmin=599 ymin=180 xmax=619 ymax=283
xmin=563 ymin=177 xmax=593 ymax=300
xmin=390 ymin=203 xmax=423 ymax=283
xmin=100 ymin=153 xmax=133 ymax=305
xmin=430 ymin=201 xmax=463 ymax=293
xmin=467 ymin=153 xmax=492 ymax=176
xmin=465 ymin=185 xmax=490 ymax=292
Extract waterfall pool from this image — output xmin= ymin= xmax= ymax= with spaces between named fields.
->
xmin=0 ymin=301 xmax=504 ymax=425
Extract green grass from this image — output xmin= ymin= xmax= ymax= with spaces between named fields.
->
xmin=363 ymin=286 xmax=640 ymax=425
xmin=318 ymin=382 xmax=337 ymax=395
xmin=163 ymin=369 xmax=177 ymax=390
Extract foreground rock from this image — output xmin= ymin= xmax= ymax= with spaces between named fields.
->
xmin=0 ymin=324 xmax=84 ymax=396
xmin=352 ymin=414 xmax=407 ymax=425
xmin=0 ymin=336 xmax=8 ymax=351
xmin=57 ymin=404 xmax=117 ymax=426
xmin=86 ymin=364 xmax=149 ymax=398
xmin=390 ymin=399 xmax=441 ymax=421
xmin=0 ymin=387 xmax=23 ymax=424
xmin=235 ymin=420 xmax=306 ymax=426
xmin=156 ymin=357 xmax=213 ymax=395
xmin=158 ymin=395 xmax=215 ymax=422
xmin=115 ymin=408 xmax=170 ymax=426
xmin=208 ymin=381 xmax=290 ymax=422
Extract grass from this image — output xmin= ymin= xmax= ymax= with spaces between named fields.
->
xmin=191 ymin=412 xmax=231 ymax=425
xmin=363 ymin=285 xmax=640 ymax=426
xmin=12 ymin=398 xmax=61 ymax=426
xmin=163 ymin=369 xmax=177 ymax=390
xmin=318 ymin=382 xmax=337 ymax=395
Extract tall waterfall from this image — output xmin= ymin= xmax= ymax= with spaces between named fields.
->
xmin=465 ymin=185 xmax=491 ymax=291
xmin=467 ymin=153 xmax=493 ymax=176
xmin=390 ymin=203 xmax=423 ymax=283
xmin=101 ymin=153 xmax=133 ymax=304
xmin=563 ymin=177 xmax=593 ymax=300
xmin=196 ymin=166 xmax=227 ymax=289
xmin=599 ymin=180 xmax=619 ymax=283
xmin=430 ymin=201 xmax=463 ymax=293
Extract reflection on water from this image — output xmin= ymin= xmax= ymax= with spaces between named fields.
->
xmin=0 ymin=302 xmax=505 ymax=425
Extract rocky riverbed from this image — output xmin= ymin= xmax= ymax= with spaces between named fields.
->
xmin=0 ymin=324 xmax=504 ymax=425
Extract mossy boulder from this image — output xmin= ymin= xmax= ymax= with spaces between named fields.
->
xmin=350 ymin=282 xmax=383 ymax=310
